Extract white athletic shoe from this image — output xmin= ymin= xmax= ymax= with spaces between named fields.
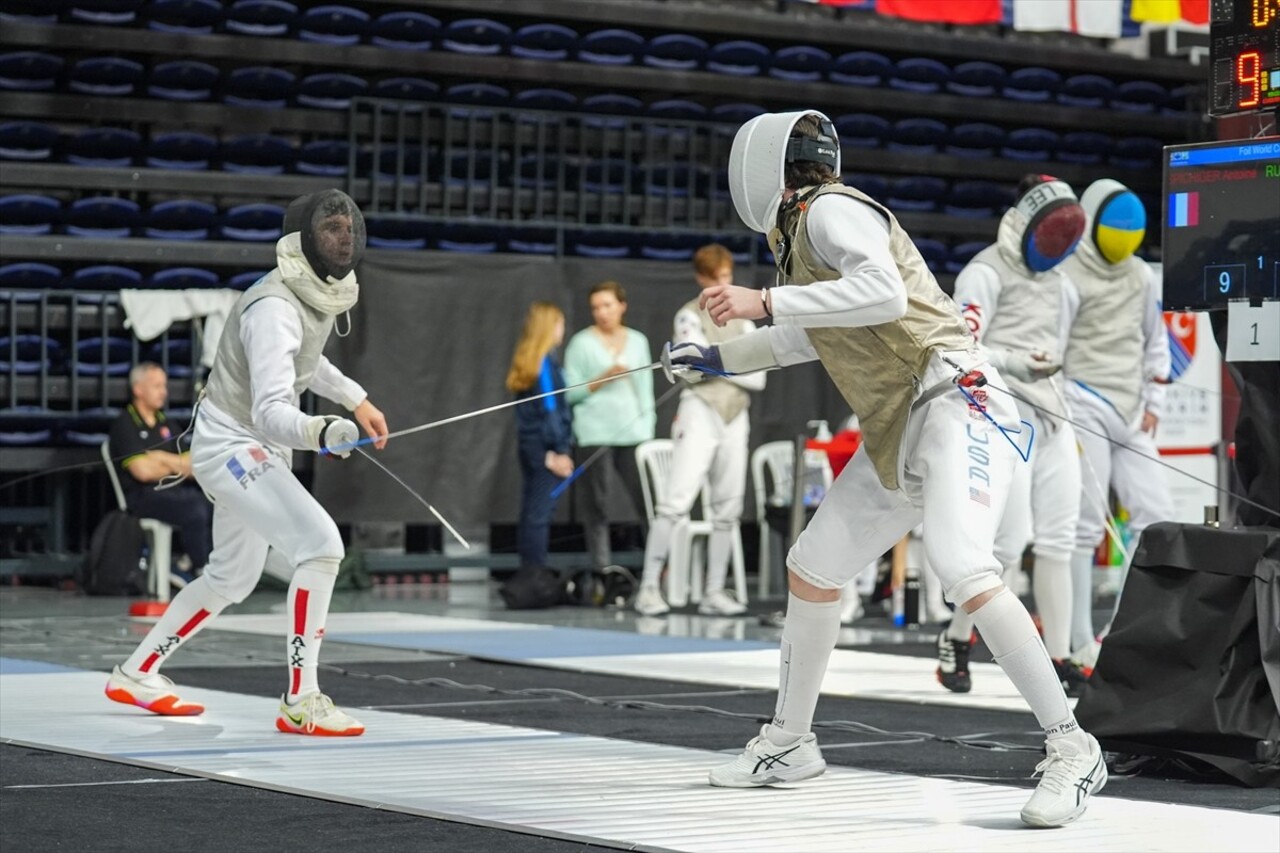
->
xmin=839 ymin=593 xmax=864 ymax=625
xmin=276 ymin=691 xmax=365 ymax=737
xmin=698 ymin=590 xmax=747 ymax=616
xmin=105 ymin=665 xmax=204 ymax=716
xmin=709 ymin=725 xmax=826 ymax=787
xmin=1020 ymin=734 xmax=1107 ymax=828
xmin=635 ymin=585 xmax=670 ymax=617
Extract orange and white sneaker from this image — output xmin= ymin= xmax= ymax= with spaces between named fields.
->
xmin=105 ymin=666 xmax=205 ymax=716
xmin=276 ymin=691 xmax=365 ymax=737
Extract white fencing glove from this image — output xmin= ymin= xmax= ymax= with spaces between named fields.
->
xmin=312 ymin=416 xmax=359 ymax=459
xmin=661 ymin=341 xmax=724 ymax=384
xmin=1003 ymin=350 xmax=1061 ymax=383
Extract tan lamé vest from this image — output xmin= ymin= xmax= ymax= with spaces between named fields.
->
xmin=681 ymin=297 xmax=753 ymax=424
xmin=771 ymin=183 xmax=974 ymax=489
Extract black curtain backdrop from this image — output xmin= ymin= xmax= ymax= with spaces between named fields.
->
xmin=312 ymin=252 xmax=852 ymax=530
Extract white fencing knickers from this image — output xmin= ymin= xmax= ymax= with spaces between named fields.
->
xmin=995 ymin=408 xmax=1082 ymax=566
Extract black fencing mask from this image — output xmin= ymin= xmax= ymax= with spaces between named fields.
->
xmin=283 ymin=189 xmax=366 ymax=281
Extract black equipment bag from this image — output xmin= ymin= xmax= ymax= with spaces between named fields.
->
xmin=80 ymin=510 xmax=148 ymax=596
xmin=498 ymin=566 xmax=566 ymax=610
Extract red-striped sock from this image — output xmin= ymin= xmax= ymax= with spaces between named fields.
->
xmin=285 ymin=561 xmax=337 ymax=702
xmin=122 ymin=575 xmax=230 ymax=678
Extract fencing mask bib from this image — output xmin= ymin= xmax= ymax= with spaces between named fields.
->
xmin=1080 ymin=178 xmax=1146 ymax=265
xmin=283 ymin=190 xmax=367 ymax=282
xmin=1014 ymin=176 xmax=1085 ymax=273
xmin=728 ymin=110 xmax=840 ymax=233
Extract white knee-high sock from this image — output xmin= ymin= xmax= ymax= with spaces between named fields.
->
xmin=287 ymin=558 xmax=339 ymax=701
xmin=971 ymin=587 xmax=1088 ymax=748
xmin=640 ymin=517 xmax=674 ymax=589
xmin=1070 ymin=549 xmax=1096 ymax=654
xmin=122 ymin=575 xmax=232 ymax=678
xmin=1033 ymin=555 xmax=1073 ymax=659
xmin=704 ymin=527 xmax=732 ymax=596
xmin=767 ymin=593 xmax=841 ymax=744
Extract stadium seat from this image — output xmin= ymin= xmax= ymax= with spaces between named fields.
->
xmin=69 ymin=1 xmax=143 ymax=25
xmin=147 ymin=60 xmax=219 ymax=101
xmin=505 ymin=227 xmax=558 ymax=255
xmin=146 ymin=130 xmax=218 ymax=170
xmin=886 ymin=177 xmax=947 ymax=212
xmin=944 ymin=181 xmax=1010 ymax=217
xmin=706 ymin=40 xmax=769 ymax=76
xmin=373 ymin=146 xmax=431 ymax=180
xmin=146 ymin=0 xmax=223 ymax=34
xmin=570 ymin=230 xmax=634 ymax=258
xmin=297 ymin=5 xmax=369 ymax=45
xmin=1163 ymin=84 xmax=1195 ymax=116
xmin=834 ymin=113 xmax=890 ymax=149
xmin=0 ymin=52 xmax=63 ymax=91
xmin=145 ymin=200 xmax=218 ymax=240
xmin=0 ymin=194 xmax=60 ymax=235
xmin=643 ymin=34 xmax=708 ymax=70
xmin=0 ymin=1 xmax=63 ymax=24
xmin=441 ymin=18 xmax=510 ymax=55
xmin=912 ymin=238 xmax=949 ymax=272
xmin=297 ymin=72 xmax=368 ymax=109
xmin=222 ymin=134 xmax=294 ymax=173
xmin=227 ymin=270 xmax=269 ymax=290
xmin=945 ymin=122 xmax=1005 ymax=158
xmin=1058 ymin=74 xmax=1115 ymax=108
xmin=580 ymin=159 xmax=631 ymax=194
xmin=69 ymin=56 xmax=145 ymax=96
xmin=513 ymin=88 xmax=577 ymax=112
xmin=639 ymin=232 xmax=699 ymax=261
xmin=1110 ymin=136 xmax=1163 ymax=168
xmin=75 ymin=336 xmax=134 ymax=376
xmin=146 ymin=338 xmax=194 ymax=376
xmin=0 ymin=121 xmax=59 ymax=161
xmin=224 ymin=0 xmax=296 ymax=37
xmin=888 ymin=118 xmax=949 ymax=153
xmin=0 ymin=262 xmax=62 ymax=289
xmin=768 ymin=46 xmax=831 ymax=81
xmin=0 ymin=407 xmax=58 ymax=447
xmin=845 ymin=173 xmax=889 ymax=200
xmin=511 ymin=23 xmax=578 ymax=61
xmin=374 ymin=77 xmax=439 ymax=103
xmin=830 ymin=51 xmax=891 ymax=86
xmin=647 ymin=99 xmax=707 ymax=121
xmin=435 ymin=224 xmax=499 ymax=253
xmin=69 ymin=264 xmax=143 ymax=290
xmin=296 ymin=139 xmax=349 ymax=176
xmin=1001 ymin=127 xmax=1059 ymax=160
xmin=946 ymin=240 xmax=988 ymax=274
xmin=65 ymin=197 xmax=139 ymax=238
xmin=1002 ymin=67 xmax=1061 ymax=102
xmin=889 ymin=57 xmax=950 ymax=93
xmin=369 ymin=11 xmax=439 ymax=50
xmin=220 ymin=203 xmax=286 ymax=242
xmin=66 ymin=127 xmax=140 ymax=167
xmin=0 ymin=338 xmax=61 ymax=375
xmin=645 ymin=162 xmax=705 ymax=197
xmin=1111 ymin=80 xmax=1168 ymax=112
xmin=711 ymin=103 xmax=766 ymax=125
xmin=578 ymin=29 xmax=644 ymax=65
xmin=223 ymin=66 xmax=296 ymax=108
xmin=582 ymin=93 xmax=643 ymax=116
xmin=365 ymin=216 xmax=428 ymax=250
xmin=1056 ymin=131 xmax=1112 ymax=165
xmin=147 ymin=267 xmax=220 ymax=290
xmin=946 ymin=61 xmax=1005 ymax=97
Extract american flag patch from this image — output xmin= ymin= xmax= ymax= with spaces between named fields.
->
xmin=969 ymin=487 xmax=990 ymax=506
xmin=248 ymin=446 xmax=268 ymax=464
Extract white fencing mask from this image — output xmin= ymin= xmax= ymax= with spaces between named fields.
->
xmin=728 ymin=110 xmax=840 ymax=233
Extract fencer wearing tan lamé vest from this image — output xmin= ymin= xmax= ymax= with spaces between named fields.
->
xmin=772 ymin=183 xmax=974 ymax=490
xmin=680 ymin=298 xmax=754 ymax=424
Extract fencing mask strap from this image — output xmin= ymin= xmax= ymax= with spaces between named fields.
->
xmin=1014 ymin=175 xmax=1086 ymax=273
xmin=728 ymin=110 xmax=839 ymax=234
xmin=1080 ymin=178 xmax=1146 ymax=265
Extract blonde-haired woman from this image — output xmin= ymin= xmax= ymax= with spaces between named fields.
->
xmin=508 ymin=302 xmax=575 ymax=568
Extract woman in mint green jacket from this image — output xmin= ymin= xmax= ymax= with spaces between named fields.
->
xmin=562 ymin=281 xmax=655 ymax=569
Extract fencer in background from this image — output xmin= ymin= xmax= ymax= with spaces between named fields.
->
xmin=106 ymin=190 xmax=387 ymax=737
xmin=666 ymin=111 xmax=1105 ymax=827
xmin=944 ymin=175 xmax=1088 ymax=696
xmin=636 ymin=244 xmax=764 ymax=617
xmin=1060 ymin=178 xmax=1172 ymax=666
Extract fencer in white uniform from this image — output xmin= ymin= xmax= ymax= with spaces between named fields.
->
xmin=106 ymin=191 xmax=388 ymax=736
xmin=944 ymin=175 xmax=1088 ymax=696
xmin=1060 ymin=179 xmax=1172 ymax=660
xmin=635 ymin=245 xmax=765 ymax=617
xmin=665 ymin=111 xmax=1105 ymax=827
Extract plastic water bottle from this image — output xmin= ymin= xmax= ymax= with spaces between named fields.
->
xmin=801 ymin=420 xmax=833 ymax=507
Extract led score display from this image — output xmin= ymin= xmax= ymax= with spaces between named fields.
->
xmin=1210 ymin=0 xmax=1280 ymax=115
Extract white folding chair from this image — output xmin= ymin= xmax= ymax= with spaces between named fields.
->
xmin=101 ymin=439 xmax=174 ymax=602
xmin=752 ymin=440 xmax=795 ymax=598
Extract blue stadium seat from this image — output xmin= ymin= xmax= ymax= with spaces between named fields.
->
xmin=1163 ymin=84 xmax=1195 ymax=116
xmin=0 ymin=52 xmax=63 ymax=92
xmin=69 ymin=56 xmax=144 ymax=96
xmin=646 ymin=162 xmax=708 ymax=198
xmin=64 ymin=406 xmax=120 ymax=445
xmin=711 ymin=103 xmax=766 ymax=125
xmin=639 ymin=232 xmax=699 ymax=261
xmin=885 ymin=177 xmax=947 ymax=212
xmin=1111 ymin=80 xmax=1168 ymax=112
xmin=374 ymin=147 xmax=430 ymax=180
xmin=0 ymin=338 xmax=61 ymax=375
xmin=227 ymin=270 xmax=269 ymax=290
xmin=582 ymin=93 xmax=643 ymax=115
xmin=0 ymin=2 xmax=63 ymax=24
xmin=445 ymin=82 xmax=510 ymax=117
xmin=513 ymin=88 xmax=577 ymax=112
xmin=369 ymin=11 xmax=439 ymax=50
xmin=441 ymin=18 xmax=510 ymax=55
xmin=375 ymin=77 xmax=439 ymax=102
xmin=945 ymin=122 xmax=1005 ymax=158
xmin=69 ymin=264 xmax=142 ymax=290
xmin=0 ymin=262 xmax=62 ymax=289
xmin=146 ymin=337 xmax=194 ymax=375
xmin=505 ymin=227 xmax=558 ymax=255
xmin=365 ymin=216 xmax=428 ymax=250
xmin=65 ymin=197 xmax=139 ymax=238
xmin=768 ymin=46 xmax=831 ymax=81
xmin=845 ymin=173 xmax=889 ymax=200
xmin=0 ymin=121 xmax=59 ymax=161
xmin=224 ymin=0 xmax=296 ymax=37
xmin=580 ymin=159 xmax=630 ymax=194
xmin=912 ymin=238 xmax=948 ymax=273
xmin=145 ymin=199 xmax=218 ymax=240
xmin=647 ymin=99 xmax=707 ymax=121
xmin=75 ymin=336 xmax=134 ymax=376
xmin=66 ymin=127 xmax=140 ymax=167
xmin=946 ymin=61 xmax=1005 ymax=97
xmin=946 ymin=241 xmax=988 ymax=274
xmin=830 ymin=51 xmax=891 ymax=86
xmin=446 ymin=151 xmax=508 ymax=186
xmin=148 ymin=268 xmax=220 ymax=290
xmin=1056 ymin=131 xmax=1112 ymax=165
xmin=297 ymin=5 xmax=369 ymax=45
xmin=517 ymin=154 xmax=562 ymax=190
xmin=435 ymin=224 xmax=499 ymax=253
xmin=1110 ymin=136 xmax=1163 ymax=168
xmin=0 ymin=194 xmax=60 ymax=235
xmin=69 ymin=1 xmax=143 ymax=25
xmin=220 ymin=203 xmax=286 ymax=241
xmin=889 ymin=57 xmax=950 ymax=93
xmin=224 ymin=66 xmax=296 ymax=108
xmin=511 ymin=23 xmax=578 ymax=61
xmin=1057 ymin=74 xmax=1115 ymax=108
xmin=146 ymin=0 xmax=223 ymax=34
xmin=147 ymin=60 xmax=219 ymax=101
xmin=944 ymin=181 xmax=1010 ymax=217
xmin=643 ymin=34 xmax=708 ymax=70
xmin=1002 ymin=67 xmax=1061 ymax=102
xmin=888 ymin=118 xmax=948 ymax=153
xmin=147 ymin=131 xmax=217 ymax=170
xmin=834 ymin=113 xmax=890 ymax=149
xmin=297 ymin=139 xmax=349 ymax=176
xmin=1001 ymin=127 xmax=1059 ymax=160
xmin=0 ymin=407 xmax=58 ymax=447
xmin=578 ymin=29 xmax=644 ymax=65
xmin=297 ymin=72 xmax=368 ymax=109
xmin=222 ymin=134 xmax=295 ymax=173
xmin=570 ymin=230 xmax=634 ymax=258
xmin=706 ymin=40 xmax=769 ymax=76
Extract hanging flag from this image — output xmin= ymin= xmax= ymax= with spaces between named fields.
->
xmin=1131 ymin=0 xmax=1209 ymax=23
xmin=877 ymin=0 xmax=1003 ymax=25
xmin=1013 ymin=0 xmax=1124 ymax=38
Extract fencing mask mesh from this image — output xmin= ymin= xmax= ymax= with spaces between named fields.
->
xmin=1081 ymin=178 xmax=1146 ymax=265
xmin=283 ymin=190 xmax=366 ymax=281
xmin=1014 ymin=175 xmax=1085 ymax=273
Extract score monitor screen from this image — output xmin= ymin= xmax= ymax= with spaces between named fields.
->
xmin=1209 ymin=0 xmax=1280 ymax=116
